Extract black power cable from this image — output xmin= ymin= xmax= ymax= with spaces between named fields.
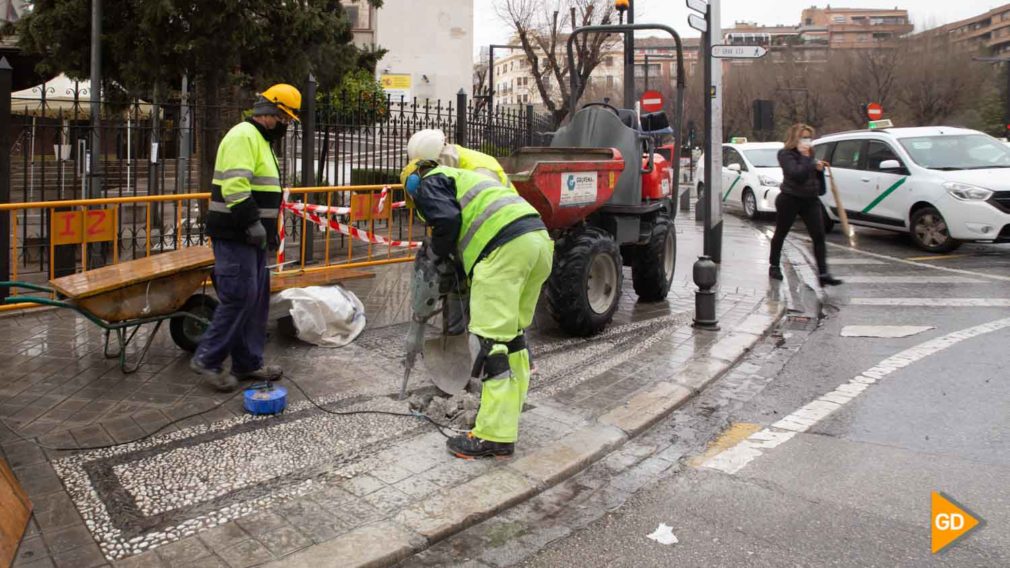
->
xmin=0 ymin=376 xmax=458 ymax=452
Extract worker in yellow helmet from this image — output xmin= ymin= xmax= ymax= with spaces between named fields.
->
xmin=406 ymin=129 xmax=512 ymax=188
xmin=191 ymin=84 xmax=301 ymax=392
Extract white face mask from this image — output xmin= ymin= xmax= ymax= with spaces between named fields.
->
xmin=798 ymin=137 xmax=813 ymax=148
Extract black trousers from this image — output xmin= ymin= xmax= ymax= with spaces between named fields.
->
xmin=769 ymin=192 xmax=828 ymax=275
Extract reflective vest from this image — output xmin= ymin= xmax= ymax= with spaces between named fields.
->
xmin=206 ymin=120 xmax=282 ymax=241
xmin=425 ymin=165 xmax=539 ymax=274
xmin=455 ymin=145 xmax=511 ymax=188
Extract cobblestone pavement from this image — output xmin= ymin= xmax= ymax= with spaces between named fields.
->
xmin=1 ymin=211 xmax=786 ymax=567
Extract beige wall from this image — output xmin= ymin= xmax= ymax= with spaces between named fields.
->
xmin=360 ymin=0 xmax=474 ymax=103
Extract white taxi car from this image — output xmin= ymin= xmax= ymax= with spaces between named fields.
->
xmin=696 ymin=141 xmax=785 ymax=219
xmin=814 ymin=126 xmax=1010 ymax=252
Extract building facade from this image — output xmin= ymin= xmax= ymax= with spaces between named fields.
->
xmin=485 ymin=37 xmax=700 ymax=111
xmin=345 ymin=0 xmax=474 ymax=103
xmin=723 ymin=6 xmax=913 ymax=63
xmin=915 ymin=3 xmax=1010 ymax=56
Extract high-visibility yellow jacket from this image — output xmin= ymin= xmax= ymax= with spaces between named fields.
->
xmin=415 ymin=166 xmax=541 ymax=274
xmin=206 ymin=119 xmax=283 ymax=244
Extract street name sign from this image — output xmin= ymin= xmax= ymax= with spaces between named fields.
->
xmin=686 ymin=0 xmax=708 ymax=14
xmin=688 ymin=14 xmax=707 ymax=33
xmin=711 ymin=45 xmax=767 ymax=59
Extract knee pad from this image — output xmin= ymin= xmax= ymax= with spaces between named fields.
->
xmin=469 ymin=335 xmax=512 ymax=379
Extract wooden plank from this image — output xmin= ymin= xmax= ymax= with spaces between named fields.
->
xmin=270 ymin=267 xmax=375 ymax=294
xmin=51 ymin=246 xmax=214 ymax=300
xmin=0 ymin=458 xmax=32 ymax=568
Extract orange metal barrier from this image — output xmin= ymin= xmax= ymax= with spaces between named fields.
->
xmin=0 ymin=184 xmax=418 ymax=313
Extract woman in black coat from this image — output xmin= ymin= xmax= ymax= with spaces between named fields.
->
xmin=769 ymin=123 xmax=842 ymax=287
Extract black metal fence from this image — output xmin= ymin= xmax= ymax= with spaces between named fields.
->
xmin=2 ymin=75 xmax=557 ymax=281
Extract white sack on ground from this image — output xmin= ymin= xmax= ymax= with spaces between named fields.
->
xmin=269 ymin=285 xmax=366 ymax=347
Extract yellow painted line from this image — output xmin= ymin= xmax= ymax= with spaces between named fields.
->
xmin=904 ymin=254 xmax=969 ymax=261
xmin=687 ymin=422 xmax=762 ymax=467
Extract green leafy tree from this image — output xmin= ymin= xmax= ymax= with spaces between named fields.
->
xmin=15 ymin=0 xmax=384 ymax=190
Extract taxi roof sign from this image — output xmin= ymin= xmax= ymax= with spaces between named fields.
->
xmin=868 ymin=119 xmax=894 ymax=130
xmin=730 ymin=137 xmax=748 ymax=144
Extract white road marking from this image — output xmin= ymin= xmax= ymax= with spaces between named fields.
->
xmin=842 ymin=276 xmax=985 ymax=284
xmin=850 ymin=298 xmax=1010 ymax=307
xmin=829 ymin=258 xmax=886 ymax=265
xmin=822 ymin=240 xmax=1010 ymax=283
xmin=841 ymin=325 xmax=934 ymax=338
xmin=700 ymin=317 xmax=1010 ymax=474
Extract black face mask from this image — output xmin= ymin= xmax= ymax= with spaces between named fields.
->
xmin=266 ymin=121 xmax=288 ymax=142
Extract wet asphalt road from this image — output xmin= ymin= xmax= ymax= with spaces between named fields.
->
xmin=399 ymin=217 xmax=1010 ymax=567
xmin=515 ymin=219 xmax=1010 ymax=566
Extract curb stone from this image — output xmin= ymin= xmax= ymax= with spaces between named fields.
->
xmin=265 ymin=298 xmax=788 ymax=568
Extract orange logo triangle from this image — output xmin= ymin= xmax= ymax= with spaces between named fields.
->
xmin=931 ymin=492 xmax=981 ymax=553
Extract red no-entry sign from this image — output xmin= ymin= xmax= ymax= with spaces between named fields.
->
xmin=866 ymin=102 xmax=883 ymax=120
xmin=641 ymin=90 xmax=664 ymax=113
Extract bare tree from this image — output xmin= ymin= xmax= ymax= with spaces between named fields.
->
xmin=895 ymin=37 xmax=987 ymax=125
xmin=495 ymin=0 xmax=619 ymax=124
xmin=472 ymin=50 xmax=491 ymax=114
xmin=829 ymin=48 xmax=900 ymax=128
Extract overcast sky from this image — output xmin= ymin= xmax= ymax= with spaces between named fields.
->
xmin=474 ymin=0 xmax=1009 ymax=55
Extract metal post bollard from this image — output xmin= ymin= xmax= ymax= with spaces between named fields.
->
xmin=692 ymin=255 xmax=719 ymax=330
xmin=694 ymin=186 xmax=704 ymax=221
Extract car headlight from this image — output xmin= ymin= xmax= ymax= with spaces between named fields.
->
xmin=759 ymin=175 xmax=780 ymax=187
xmin=943 ymin=181 xmax=993 ymax=201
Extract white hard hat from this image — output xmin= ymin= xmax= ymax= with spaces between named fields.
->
xmin=407 ymin=129 xmax=446 ymax=161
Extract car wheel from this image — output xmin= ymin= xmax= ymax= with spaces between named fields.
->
xmin=742 ymin=189 xmax=758 ymax=220
xmin=910 ymin=206 xmax=960 ymax=253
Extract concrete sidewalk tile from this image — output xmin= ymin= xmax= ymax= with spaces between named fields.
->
xmin=507 ymin=425 xmax=626 ymax=487
xmin=396 ymin=469 xmax=537 ymax=542
xmin=262 ymin=521 xmax=422 ymax=568
xmin=670 ymin=357 xmax=733 ymax=392
xmin=732 ymin=311 xmax=780 ymax=337
xmin=706 ymin=331 xmax=761 ymax=363
xmin=598 ymin=382 xmax=693 ymax=436
xmin=216 ymin=539 xmax=273 ymax=568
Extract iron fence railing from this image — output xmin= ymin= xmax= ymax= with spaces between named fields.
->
xmin=3 ymin=82 xmax=557 ymax=283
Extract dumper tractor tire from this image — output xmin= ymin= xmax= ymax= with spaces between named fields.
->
xmin=170 ymin=293 xmax=218 ymax=353
xmin=632 ymin=216 xmax=676 ymax=301
xmin=546 ymin=227 xmax=623 ymax=337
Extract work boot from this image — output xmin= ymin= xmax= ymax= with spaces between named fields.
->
xmin=769 ymin=265 xmax=783 ymax=280
xmin=447 ymin=432 xmax=514 ymax=459
xmin=233 ymin=365 xmax=284 ymax=382
xmin=190 ymin=357 xmax=239 ymax=392
xmin=819 ymin=273 xmax=844 ymax=287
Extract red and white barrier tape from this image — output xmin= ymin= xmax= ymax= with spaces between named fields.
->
xmin=284 ymin=202 xmax=421 ymax=249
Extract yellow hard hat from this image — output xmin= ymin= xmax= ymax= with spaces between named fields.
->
xmin=259 ymin=83 xmax=302 ymax=122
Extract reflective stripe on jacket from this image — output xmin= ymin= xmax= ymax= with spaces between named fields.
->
xmin=454 ymin=145 xmax=512 ymax=188
xmin=206 ymin=120 xmax=283 ymax=243
xmin=421 ymin=166 xmax=539 ymax=274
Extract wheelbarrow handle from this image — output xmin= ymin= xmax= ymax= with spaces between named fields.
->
xmin=0 ymin=281 xmax=56 ymax=294
xmin=3 ymin=295 xmax=74 ymax=309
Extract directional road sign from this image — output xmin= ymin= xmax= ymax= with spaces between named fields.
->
xmin=688 ymin=14 xmax=707 ymax=33
xmin=686 ymin=0 xmax=708 ymax=14
xmin=711 ymin=45 xmax=768 ymax=59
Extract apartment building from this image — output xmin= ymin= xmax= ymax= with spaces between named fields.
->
xmin=486 ymin=36 xmax=699 ymax=110
xmin=916 ymin=3 xmax=1010 ymax=56
xmin=723 ymin=6 xmax=912 ymax=63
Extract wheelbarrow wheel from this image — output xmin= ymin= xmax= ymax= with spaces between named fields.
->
xmin=632 ymin=216 xmax=676 ymax=302
xmin=170 ymin=294 xmax=218 ymax=353
xmin=546 ymin=227 xmax=622 ymax=337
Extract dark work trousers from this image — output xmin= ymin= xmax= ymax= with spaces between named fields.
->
xmin=194 ymin=239 xmax=270 ymax=373
xmin=769 ymin=192 xmax=828 ymax=275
